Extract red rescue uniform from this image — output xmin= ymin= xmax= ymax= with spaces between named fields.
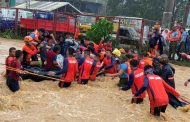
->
xmin=103 ymin=57 xmax=117 ymax=74
xmin=146 ymin=74 xmax=180 ymax=108
xmin=79 ymin=57 xmax=94 ymax=80
xmin=61 ymin=57 xmax=78 ymax=82
xmin=90 ymin=61 xmax=102 ymax=81
xmin=138 ymin=59 xmax=145 ymax=70
xmin=131 ymin=69 xmax=145 ymax=99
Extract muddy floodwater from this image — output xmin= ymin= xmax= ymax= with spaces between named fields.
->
xmin=0 ymin=37 xmax=190 ymax=122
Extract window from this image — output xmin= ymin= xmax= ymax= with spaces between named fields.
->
xmin=57 ymin=16 xmax=67 ymax=22
xmin=70 ymin=18 xmax=75 ymax=25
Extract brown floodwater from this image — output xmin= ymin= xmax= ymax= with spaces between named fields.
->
xmin=0 ymin=37 xmax=190 ymax=122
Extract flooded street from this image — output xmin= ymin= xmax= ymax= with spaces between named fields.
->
xmin=0 ymin=37 xmax=190 ymax=122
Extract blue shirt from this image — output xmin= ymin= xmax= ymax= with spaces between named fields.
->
xmin=181 ymin=31 xmax=188 ymax=42
xmin=119 ymin=63 xmax=128 ymax=78
xmin=171 ymin=31 xmax=178 ymax=38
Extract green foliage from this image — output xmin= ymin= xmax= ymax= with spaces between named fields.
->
xmin=0 ymin=30 xmax=14 ymax=39
xmin=107 ymin=0 xmax=188 ymax=21
xmin=86 ymin=19 xmax=113 ymax=44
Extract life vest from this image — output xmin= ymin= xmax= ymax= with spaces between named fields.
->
xmin=138 ymin=59 xmax=145 ymax=70
xmin=79 ymin=57 xmax=94 ymax=80
xmin=61 ymin=57 xmax=78 ymax=82
xmin=131 ymin=69 xmax=145 ymax=99
xmin=103 ymin=57 xmax=116 ymax=74
xmin=89 ymin=61 xmax=102 ymax=81
xmin=166 ymin=30 xmax=181 ymax=43
xmin=22 ymin=44 xmax=39 ymax=63
xmin=146 ymin=74 xmax=169 ymax=107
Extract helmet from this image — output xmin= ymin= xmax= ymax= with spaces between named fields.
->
xmin=24 ymin=36 xmax=33 ymax=42
xmin=112 ymin=49 xmax=121 ymax=57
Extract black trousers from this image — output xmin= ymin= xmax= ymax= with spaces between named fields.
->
xmin=58 ymin=82 xmax=71 ymax=88
xmin=6 ymin=77 xmax=20 ymax=92
xmin=150 ymin=105 xmax=167 ymax=116
xmin=81 ymin=79 xmax=89 ymax=85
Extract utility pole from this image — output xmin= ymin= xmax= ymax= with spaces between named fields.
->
xmin=182 ymin=0 xmax=190 ymax=27
xmin=162 ymin=0 xmax=175 ymax=29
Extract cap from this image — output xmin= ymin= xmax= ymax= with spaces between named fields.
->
xmin=112 ymin=49 xmax=121 ymax=57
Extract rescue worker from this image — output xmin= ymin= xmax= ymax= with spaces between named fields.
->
xmin=106 ymin=54 xmax=129 ymax=88
xmin=22 ymin=36 xmax=40 ymax=67
xmin=134 ymin=65 xmax=180 ymax=116
xmin=48 ymin=47 xmax=78 ymax=88
xmin=159 ymin=54 xmax=186 ymax=108
xmin=102 ymin=50 xmax=117 ymax=74
xmin=6 ymin=50 xmax=24 ymax=92
xmin=121 ymin=59 xmax=145 ymax=104
xmin=159 ymin=54 xmax=175 ymax=88
xmin=5 ymin=47 xmax=16 ymax=76
xmin=152 ymin=57 xmax=162 ymax=76
xmin=45 ymin=45 xmax=61 ymax=71
xmin=89 ymin=54 xmax=102 ymax=81
xmin=78 ymin=49 xmax=96 ymax=84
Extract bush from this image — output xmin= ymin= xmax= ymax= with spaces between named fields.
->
xmin=0 ymin=29 xmax=14 ymax=39
xmin=86 ymin=19 xmax=113 ymax=44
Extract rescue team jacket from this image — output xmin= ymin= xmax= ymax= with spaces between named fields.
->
xmin=89 ymin=61 xmax=102 ymax=81
xmin=56 ymin=57 xmax=78 ymax=82
xmin=22 ymin=45 xmax=39 ymax=62
xmin=79 ymin=57 xmax=95 ymax=80
xmin=138 ymin=59 xmax=145 ymax=70
xmin=103 ymin=57 xmax=117 ymax=74
xmin=5 ymin=56 xmax=15 ymax=76
xmin=135 ymin=74 xmax=180 ymax=108
xmin=131 ymin=69 xmax=146 ymax=99
xmin=123 ymin=68 xmax=145 ymax=99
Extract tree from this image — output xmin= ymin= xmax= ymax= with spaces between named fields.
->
xmin=86 ymin=19 xmax=113 ymax=44
xmin=106 ymin=0 xmax=188 ymax=22
xmin=182 ymin=0 xmax=190 ymax=26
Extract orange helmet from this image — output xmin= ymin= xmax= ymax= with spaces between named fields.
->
xmin=24 ymin=36 xmax=33 ymax=42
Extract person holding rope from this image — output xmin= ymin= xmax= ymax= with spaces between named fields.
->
xmin=134 ymin=65 xmax=181 ymax=116
xmin=48 ymin=47 xmax=78 ymax=88
xmin=6 ymin=50 xmax=25 ymax=92
xmin=5 ymin=47 xmax=16 ymax=77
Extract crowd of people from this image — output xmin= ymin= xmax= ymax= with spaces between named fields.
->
xmin=5 ymin=27 xmax=190 ymax=116
xmin=148 ymin=22 xmax=190 ymax=61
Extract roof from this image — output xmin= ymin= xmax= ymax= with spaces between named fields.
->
xmin=14 ymin=1 xmax=82 ymax=14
